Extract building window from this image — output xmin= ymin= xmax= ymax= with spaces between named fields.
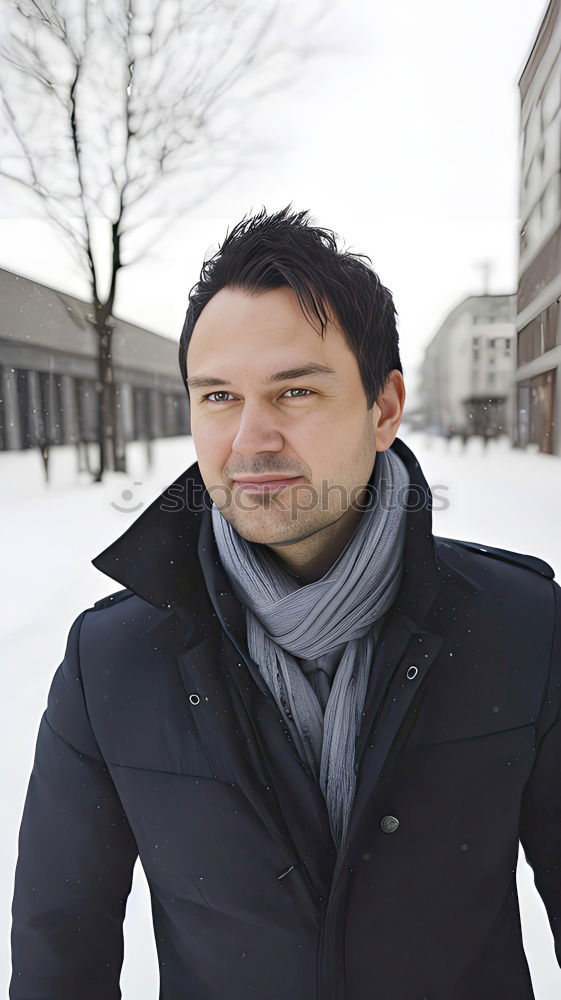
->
xmin=77 ymin=378 xmax=99 ymax=442
xmin=15 ymin=369 xmax=44 ymax=449
xmin=133 ymin=386 xmax=151 ymax=440
xmin=38 ymin=371 xmax=64 ymax=446
xmin=163 ymin=393 xmax=181 ymax=436
xmin=518 ymin=300 xmax=559 ymax=365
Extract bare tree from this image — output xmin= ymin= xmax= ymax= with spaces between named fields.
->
xmin=0 ymin=0 xmax=330 ymax=480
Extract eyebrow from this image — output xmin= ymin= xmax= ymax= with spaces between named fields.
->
xmin=186 ymin=363 xmax=339 ymax=390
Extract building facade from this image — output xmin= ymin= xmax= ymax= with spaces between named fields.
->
xmin=421 ymin=294 xmax=517 ymax=439
xmin=0 ymin=267 xmax=190 ymax=462
xmin=516 ymin=0 xmax=561 ymax=454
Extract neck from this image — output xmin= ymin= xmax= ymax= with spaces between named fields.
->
xmin=264 ymin=502 xmax=366 ymax=584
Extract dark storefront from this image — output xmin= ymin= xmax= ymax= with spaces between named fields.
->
xmin=516 ymin=369 xmax=556 ymax=454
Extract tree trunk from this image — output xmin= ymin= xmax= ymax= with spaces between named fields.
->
xmin=39 ymin=444 xmax=50 ymax=483
xmin=92 ymin=310 xmax=129 ymax=480
xmin=112 ymin=381 xmax=128 ymax=473
xmin=93 ymin=320 xmax=114 ymax=483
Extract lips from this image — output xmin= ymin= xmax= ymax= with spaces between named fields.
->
xmin=233 ymin=477 xmax=303 ymax=492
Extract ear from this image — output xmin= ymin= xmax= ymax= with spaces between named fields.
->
xmin=375 ymin=371 xmax=406 ymax=452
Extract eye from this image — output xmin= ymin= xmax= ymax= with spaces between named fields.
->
xmin=201 ymin=388 xmax=315 ymax=404
xmin=201 ymin=391 xmax=235 ymax=404
xmin=282 ymin=388 xmax=313 ymax=398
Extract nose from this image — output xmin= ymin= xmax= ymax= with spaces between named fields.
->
xmin=231 ymin=399 xmax=284 ymax=457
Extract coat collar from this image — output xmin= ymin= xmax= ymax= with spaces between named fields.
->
xmin=91 ymin=435 xmax=445 ymax=623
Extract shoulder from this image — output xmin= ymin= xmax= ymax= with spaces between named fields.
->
xmin=435 ymin=536 xmax=556 ymax=580
xmin=84 ymin=588 xmax=165 ymax=636
xmin=80 ymin=588 xmax=160 ymax=653
xmin=77 ymin=589 xmax=177 ymax=695
xmin=81 ymin=587 xmax=175 ymax=651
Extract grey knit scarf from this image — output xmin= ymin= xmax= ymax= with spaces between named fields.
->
xmin=211 ymin=448 xmax=409 ymax=850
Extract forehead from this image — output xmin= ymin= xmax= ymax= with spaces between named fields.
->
xmin=187 ymin=286 xmax=348 ymax=367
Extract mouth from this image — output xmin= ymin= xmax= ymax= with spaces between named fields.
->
xmin=232 ymin=477 xmax=305 ymax=492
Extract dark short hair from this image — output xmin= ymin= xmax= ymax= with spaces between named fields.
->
xmin=178 ymin=205 xmax=402 ymax=409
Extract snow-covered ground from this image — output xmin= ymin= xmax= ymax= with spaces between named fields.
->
xmin=2 ymin=428 xmax=561 ymax=997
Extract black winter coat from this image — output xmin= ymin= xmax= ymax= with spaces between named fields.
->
xmin=10 ymin=437 xmax=561 ymax=999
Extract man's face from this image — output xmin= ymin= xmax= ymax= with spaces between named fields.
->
xmin=186 ymin=285 xmax=385 ymax=545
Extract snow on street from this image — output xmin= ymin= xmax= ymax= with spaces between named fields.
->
xmin=2 ymin=429 xmax=560 ymax=997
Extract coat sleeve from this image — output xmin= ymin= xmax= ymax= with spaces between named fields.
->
xmin=10 ymin=609 xmax=139 ymax=999
xmin=519 ymin=579 xmax=561 ymax=969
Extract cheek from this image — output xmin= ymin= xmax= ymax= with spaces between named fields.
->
xmin=191 ymin=414 xmax=222 ymax=448
xmin=190 ymin=423 xmax=226 ymax=472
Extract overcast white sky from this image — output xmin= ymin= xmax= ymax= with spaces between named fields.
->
xmin=0 ymin=0 xmax=549 ymax=408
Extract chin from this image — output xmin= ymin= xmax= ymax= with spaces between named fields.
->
xmin=227 ymin=512 xmax=295 ymax=545
xmin=231 ymin=524 xmax=285 ymax=546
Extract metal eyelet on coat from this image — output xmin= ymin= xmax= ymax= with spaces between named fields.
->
xmin=406 ymin=665 xmax=419 ymax=680
xmin=189 ymin=693 xmax=201 ymax=705
xmin=381 ymin=815 xmax=400 ymax=834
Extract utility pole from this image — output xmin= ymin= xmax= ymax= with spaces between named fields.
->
xmin=475 ymin=260 xmax=493 ymax=295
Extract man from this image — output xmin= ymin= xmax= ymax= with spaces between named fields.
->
xmin=10 ymin=207 xmax=561 ymax=999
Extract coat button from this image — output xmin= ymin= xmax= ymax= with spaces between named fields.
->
xmin=381 ymin=815 xmax=400 ymax=834
xmin=189 ymin=693 xmax=201 ymax=705
xmin=406 ymin=665 xmax=418 ymax=680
